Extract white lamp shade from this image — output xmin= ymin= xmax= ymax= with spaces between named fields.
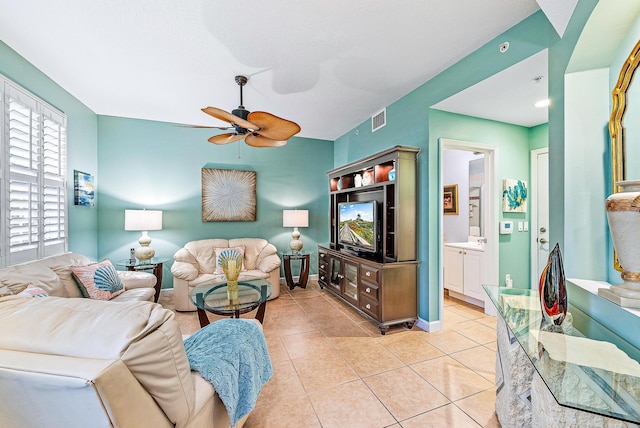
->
xmin=124 ymin=210 xmax=163 ymax=231
xmin=283 ymin=210 xmax=309 ymax=228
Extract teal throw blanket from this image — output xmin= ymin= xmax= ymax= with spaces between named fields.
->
xmin=183 ymin=319 xmax=273 ymax=427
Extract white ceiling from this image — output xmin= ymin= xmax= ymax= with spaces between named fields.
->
xmin=432 ymin=49 xmax=549 ymax=128
xmin=0 ymin=0 xmax=541 ymax=141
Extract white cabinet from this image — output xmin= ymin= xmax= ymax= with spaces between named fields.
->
xmin=444 ymin=244 xmax=485 ymax=304
xmin=444 ymin=246 xmax=464 ymax=293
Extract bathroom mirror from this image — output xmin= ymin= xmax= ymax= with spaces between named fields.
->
xmin=610 ymin=38 xmax=640 ymax=271
xmin=469 ymin=157 xmax=485 ymax=237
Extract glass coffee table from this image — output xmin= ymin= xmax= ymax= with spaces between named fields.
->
xmin=189 ymin=277 xmax=272 ymax=327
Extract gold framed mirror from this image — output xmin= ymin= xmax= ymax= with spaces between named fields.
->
xmin=610 ymin=39 xmax=640 ymax=271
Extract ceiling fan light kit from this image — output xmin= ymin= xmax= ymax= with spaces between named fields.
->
xmin=199 ymin=75 xmax=300 ymax=148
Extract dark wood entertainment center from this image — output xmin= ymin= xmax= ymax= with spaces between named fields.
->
xmin=318 ymin=146 xmax=419 ymax=334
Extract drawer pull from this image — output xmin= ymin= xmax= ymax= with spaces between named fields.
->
xmin=320 ymin=264 xmax=325 ymax=269
xmin=365 ymin=271 xmax=371 ymax=277
xmin=321 ymin=276 xmax=325 ymax=280
xmin=338 ymin=274 xmax=344 ymax=279
xmin=365 ymin=304 xmax=371 ymax=309
xmin=366 ymin=287 xmax=371 ymax=293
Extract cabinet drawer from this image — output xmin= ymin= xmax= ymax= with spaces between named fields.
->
xmin=360 ymin=280 xmax=379 ymax=303
xmin=360 ymin=265 xmax=379 ymax=284
xmin=360 ymin=295 xmax=380 ymax=320
xmin=318 ymin=271 xmax=328 ymax=287
xmin=318 ymin=250 xmax=330 ymax=264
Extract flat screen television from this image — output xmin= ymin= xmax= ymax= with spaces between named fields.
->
xmin=338 ymin=200 xmax=378 ymax=254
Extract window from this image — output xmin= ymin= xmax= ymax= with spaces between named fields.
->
xmin=1 ymin=76 xmax=67 ymax=267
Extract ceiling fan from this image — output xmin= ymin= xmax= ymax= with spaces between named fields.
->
xmin=198 ymin=75 xmax=301 ymax=148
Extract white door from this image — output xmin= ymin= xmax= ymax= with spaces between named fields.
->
xmin=531 ymin=148 xmax=549 ymax=287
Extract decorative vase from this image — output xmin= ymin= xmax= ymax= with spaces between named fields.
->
xmin=218 ymin=250 xmax=242 ymax=303
xmin=226 ymin=278 xmax=239 ymax=302
xmin=539 ymin=243 xmax=567 ymax=326
xmin=388 ymin=167 xmax=395 ymax=181
xmin=603 ymin=180 xmax=640 ymax=306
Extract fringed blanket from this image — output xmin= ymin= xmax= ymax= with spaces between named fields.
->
xmin=183 ymin=319 xmax=273 ymax=427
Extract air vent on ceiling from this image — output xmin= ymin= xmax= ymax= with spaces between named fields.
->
xmin=371 ymin=108 xmax=386 ymax=132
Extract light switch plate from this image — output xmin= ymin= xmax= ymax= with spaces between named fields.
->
xmin=518 ymin=221 xmax=524 ymax=232
xmin=524 ymin=221 xmax=529 ymax=232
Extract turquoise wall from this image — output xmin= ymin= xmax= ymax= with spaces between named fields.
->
xmin=529 ymin=123 xmax=549 ymax=150
xmin=430 ymin=110 xmax=532 ymax=289
xmin=335 ymin=11 xmax=555 ymax=323
xmin=0 ymin=41 xmax=99 ymax=259
xmin=96 ymin=116 xmax=333 ymax=288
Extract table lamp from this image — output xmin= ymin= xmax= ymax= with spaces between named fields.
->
xmin=124 ymin=209 xmax=163 ymax=262
xmin=283 ymin=209 xmax=309 ymax=252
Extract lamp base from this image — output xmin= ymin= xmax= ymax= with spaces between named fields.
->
xmin=135 ymin=231 xmax=155 ymax=262
xmin=290 ymin=227 xmax=303 ymax=252
xmin=289 ymin=239 xmax=303 ymax=252
xmin=135 ymin=246 xmax=155 ymax=263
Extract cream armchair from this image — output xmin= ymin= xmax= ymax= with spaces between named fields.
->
xmin=171 ymin=238 xmax=281 ymax=312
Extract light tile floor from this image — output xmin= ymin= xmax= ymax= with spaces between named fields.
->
xmin=159 ymin=281 xmax=500 ymax=428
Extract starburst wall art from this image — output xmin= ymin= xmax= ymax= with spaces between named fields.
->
xmin=202 ymin=168 xmax=256 ymax=222
xmin=502 ymin=178 xmax=527 ymax=213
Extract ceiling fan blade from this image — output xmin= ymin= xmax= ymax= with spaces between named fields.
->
xmin=202 ymin=107 xmax=257 ymax=130
xmin=245 ymin=133 xmax=288 ymax=148
xmin=207 ymin=133 xmax=246 ymax=145
xmin=175 ymin=124 xmax=232 ymax=130
xmin=247 ymin=111 xmax=301 ymax=141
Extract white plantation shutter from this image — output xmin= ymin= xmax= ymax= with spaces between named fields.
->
xmin=1 ymin=78 xmax=67 ymax=266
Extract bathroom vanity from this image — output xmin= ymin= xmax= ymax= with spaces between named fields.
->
xmin=443 ymin=240 xmax=486 ymax=307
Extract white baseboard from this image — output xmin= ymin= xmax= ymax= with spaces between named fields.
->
xmin=416 ymin=317 xmax=443 ymax=332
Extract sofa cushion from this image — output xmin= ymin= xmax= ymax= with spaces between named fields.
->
xmin=0 ymin=263 xmax=66 ymax=297
xmin=185 ymin=239 xmax=229 ymax=275
xmin=110 ymin=287 xmax=155 ymax=302
xmin=40 ymin=253 xmax=94 ymax=298
xmin=229 ymin=238 xmax=268 ymax=271
xmin=71 ymin=260 xmax=125 ymax=300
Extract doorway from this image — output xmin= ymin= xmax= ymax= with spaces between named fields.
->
xmin=530 ymin=148 xmax=549 ymax=288
xmin=439 ymin=138 xmax=498 ymax=318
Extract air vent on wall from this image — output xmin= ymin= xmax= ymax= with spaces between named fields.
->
xmin=371 ymin=108 xmax=386 ymax=132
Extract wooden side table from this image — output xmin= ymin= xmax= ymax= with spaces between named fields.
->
xmin=282 ymin=251 xmax=312 ymax=290
xmin=118 ymin=258 xmax=169 ymax=302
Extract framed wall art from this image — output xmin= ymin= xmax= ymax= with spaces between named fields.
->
xmin=443 ymin=184 xmax=458 ymax=215
xmin=503 ymin=178 xmax=528 ymax=213
xmin=73 ymin=170 xmax=95 ymax=207
xmin=202 ymin=168 xmax=256 ymax=222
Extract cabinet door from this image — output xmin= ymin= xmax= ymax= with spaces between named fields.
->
xmin=342 ymin=260 xmax=359 ymax=304
xmin=463 ymin=249 xmax=485 ymax=301
xmin=444 ymin=246 xmax=464 ymax=293
xmin=328 ymin=257 xmax=343 ymax=293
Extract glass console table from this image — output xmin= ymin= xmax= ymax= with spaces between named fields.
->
xmin=484 ymin=285 xmax=640 ymax=424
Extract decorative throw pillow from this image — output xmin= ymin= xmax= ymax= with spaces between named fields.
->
xmin=214 ymin=246 xmax=245 ymax=274
xmin=16 ymin=284 xmax=49 ymax=298
xmin=71 ymin=259 xmax=125 ymax=301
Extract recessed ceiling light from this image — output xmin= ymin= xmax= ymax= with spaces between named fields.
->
xmin=535 ymin=99 xmax=550 ymax=108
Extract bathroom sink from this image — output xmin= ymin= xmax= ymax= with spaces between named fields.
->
xmin=444 ymin=241 xmax=485 ymax=251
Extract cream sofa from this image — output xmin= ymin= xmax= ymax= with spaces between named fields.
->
xmin=0 ymin=252 xmax=157 ymax=302
xmin=0 ymin=295 xmax=253 ymax=427
xmin=171 ymin=238 xmax=281 ymax=312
